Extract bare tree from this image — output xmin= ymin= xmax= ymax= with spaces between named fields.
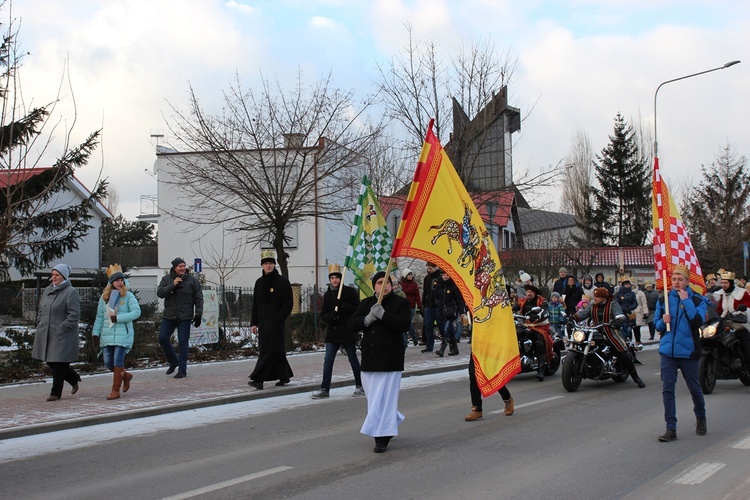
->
xmin=0 ymin=3 xmax=106 ymax=275
xmin=376 ymin=25 xmax=556 ymax=200
xmin=163 ymin=70 xmax=382 ymax=277
xmin=561 ymin=128 xmax=593 ymax=216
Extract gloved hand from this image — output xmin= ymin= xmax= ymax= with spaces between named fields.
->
xmin=92 ymin=336 xmax=100 ymax=350
xmin=110 ymin=314 xmax=117 ymax=323
xmin=528 ymin=313 xmax=539 ymax=322
xmin=371 ymin=304 xmax=385 ymax=319
xmin=364 ymin=310 xmax=377 ymax=327
xmin=193 ymin=316 xmax=202 ymax=328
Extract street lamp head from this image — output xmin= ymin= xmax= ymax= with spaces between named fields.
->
xmin=724 ymin=60 xmax=741 ymax=68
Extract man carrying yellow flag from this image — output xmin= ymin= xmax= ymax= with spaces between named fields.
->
xmin=391 ymin=120 xmax=520 ymax=399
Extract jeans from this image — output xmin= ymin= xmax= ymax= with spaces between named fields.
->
xmin=423 ymin=307 xmax=438 ymax=350
xmin=102 ymin=345 xmax=128 ymax=370
xmin=660 ymin=354 xmax=705 ymax=431
xmin=403 ymin=309 xmax=418 ymax=346
xmin=441 ymin=317 xmax=458 ymax=342
xmin=159 ymin=318 xmax=191 ymax=373
xmin=321 ymin=342 xmax=362 ymax=391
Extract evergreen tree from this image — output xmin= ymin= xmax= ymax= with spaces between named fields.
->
xmin=0 ymin=9 xmax=106 ymax=275
xmin=682 ymin=143 xmax=750 ymax=274
xmin=101 ymin=215 xmax=157 ymax=250
xmin=590 ymin=113 xmax=650 ymax=246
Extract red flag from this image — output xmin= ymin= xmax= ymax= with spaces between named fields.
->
xmin=652 ymin=157 xmax=706 ymax=293
xmin=392 ymin=121 xmax=520 ymax=396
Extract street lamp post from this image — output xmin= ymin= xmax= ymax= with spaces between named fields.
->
xmin=653 ymin=60 xmax=740 ymax=159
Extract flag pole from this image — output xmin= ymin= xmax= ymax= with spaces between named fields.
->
xmin=377 ymin=256 xmax=395 ymax=304
xmin=334 ymin=267 xmax=347 ymax=312
xmin=662 ymin=269 xmax=671 ymax=332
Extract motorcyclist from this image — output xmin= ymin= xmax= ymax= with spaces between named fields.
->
xmin=570 ymin=287 xmax=645 ymax=388
xmin=513 ymin=283 xmax=552 ymax=381
xmin=713 ymin=270 xmax=750 ymax=372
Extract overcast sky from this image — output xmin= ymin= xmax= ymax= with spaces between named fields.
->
xmin=12 ymin=0 xmax=749 ymax=219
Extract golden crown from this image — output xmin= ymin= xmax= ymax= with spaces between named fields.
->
xmin=619 ymin=275 xmax=632 ymax=283
xmin=328 ymin=263 xmax=342 ymax=276
xmin=106 ymin=264 xmax=123 ymax=279
xmin=705 ymin=273 xmax=717 ymax=281
xmin=720 ymin=270 xmax=736 ymax=281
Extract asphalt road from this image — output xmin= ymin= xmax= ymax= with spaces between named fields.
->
xmin=2 ymin=348 xmax=750 ymax=499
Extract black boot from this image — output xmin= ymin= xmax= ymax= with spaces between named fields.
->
xmin=448 ymin=339 xmax=459 ymax=356
xmin=536 ymin=361 xmax=546 ymax=381
xmin=436 ymin=339 xmax=447 ymax=357
xmin=630 ymin=369 xmax=645 ymax=388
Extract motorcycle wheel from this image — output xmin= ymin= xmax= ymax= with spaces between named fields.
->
xmin=545 ymin=352 xmax=561 ymax=376
xmin=561 ymin=353 xmax=582 ymax=392
xmin=740 ymin=373 xmax=750 ymax=386
xmin=699 ymin=354 xmax=717 ymax=394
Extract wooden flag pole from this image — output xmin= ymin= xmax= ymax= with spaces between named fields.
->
xmin=334 ymin=267 xmax=347 ymax=312
xmin=662 ymin=269 xmax=671 ymax=332
xmin=377 ymin=257 xmax=395 ymax=305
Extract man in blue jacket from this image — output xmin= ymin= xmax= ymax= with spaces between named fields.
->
xmin=654 ymin=265 xmax=708 ymax=442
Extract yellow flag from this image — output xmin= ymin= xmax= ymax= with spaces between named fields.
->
xmin=392 ymin=121 xmax=520 ymax=396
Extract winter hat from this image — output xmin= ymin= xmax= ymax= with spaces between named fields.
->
xmin=106 ymin=263 xmax=125 ymax=284
xmin=171 ymin=257 xmax=186 ymax=271
xmin=260 ymin=249 xmax=276 ymax=265
xmin=559 ymin=267 xmax=567 ymax=274
xmin=52 ymin=263 xmax=71 ymax=280
xmin=371 ymin=270 xmax=393 ymax=287
xmin=551 ymin=291 xmax=561 ymax=300
xmin=402 ymin=268 xmax=413 ymax=278
xmin=576 ymin=299 xmax=590 ymax=309
xmin=593 ymin=287 xmax=611 ymax=299
xmin=519 ymin=271 xmax=532 ymax=283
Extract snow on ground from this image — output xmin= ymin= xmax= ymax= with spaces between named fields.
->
xmin=0 ymin=370 xmax=465 ymax=463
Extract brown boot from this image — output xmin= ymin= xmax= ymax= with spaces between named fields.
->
xmin=107 ymin=367 xmax=124 ymax=400
xmin=122 ymin=371 xmax=133 ymax=393
xmin=504 ymin=397 xmax=514 ymax=416
xmin=464 ymin=406 xmax=483 ymax=421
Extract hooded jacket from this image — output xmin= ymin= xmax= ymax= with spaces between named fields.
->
xmin=655 ymin=288 xmax=707 ymax=359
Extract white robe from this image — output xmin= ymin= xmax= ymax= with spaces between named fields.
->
xmin=360 ymin=371 xmax=405 ymax=437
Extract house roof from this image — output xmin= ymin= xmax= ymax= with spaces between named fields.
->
xmin=501 ymin=246 xmax=654 ymax=268
xmin=517 ymin=207 xmax=578 ymax=234
xmin=0 ymin=167 xmax=112 ymax=219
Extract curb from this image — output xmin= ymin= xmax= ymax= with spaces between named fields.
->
xmin=0 ymin=363 xmax=466 ymax=441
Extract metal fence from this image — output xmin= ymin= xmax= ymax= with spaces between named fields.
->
xmin=17 ymin=283 xmax=328 ymax=345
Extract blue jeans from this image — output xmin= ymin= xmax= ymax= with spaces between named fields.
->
xmin=159 ymin=318 xmax=191 ymax=373
xmin=403 ymin=309 xmax=418 ymax=346
xmin=321 ymin=342 xmax=362 ymax=391
xmin=660 ymin=354 xmax=705 ymax=431
xmin=440 ymin=317 xmax=458 ymax=342
xmin=102 ymin=345 xmax=128 ymax=370
xmin=423 ymin=307 xmax=438 ymax=350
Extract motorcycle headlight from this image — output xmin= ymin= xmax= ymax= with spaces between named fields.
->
xmin=572 ymin=330 xmax=586 ymax=343
xmin=700 ymin=324 xmax=718 ymax=339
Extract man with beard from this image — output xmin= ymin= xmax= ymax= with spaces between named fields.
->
xmin=248 ymin=250 xmax=294 ymax=390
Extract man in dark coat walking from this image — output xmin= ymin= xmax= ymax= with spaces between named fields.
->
xmin=311 ymin=264 xmax=363 ymax=399
xmin=248 ymin=250 xmax=294 ymax=390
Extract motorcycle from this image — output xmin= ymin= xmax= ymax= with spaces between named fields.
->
xmin=561 ymin=319 xmax=634 ymax=392
xmin=699 ymin=308 xmax=750 ymax=394
xmin=514 ymin=308 xmax=564 ymax=377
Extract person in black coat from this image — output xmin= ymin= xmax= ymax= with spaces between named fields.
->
xmin=434 ymin=271 xmax=466 ymax=357
xmin=311 ymin=264 xmax=363 ymax=399
xmin=248 ymin=250 xmax=294 ymax=390
xmin=349 ymin=271 xmax=411 ymax=453
xmin=562 ymin=275 xmax=583 ymax=315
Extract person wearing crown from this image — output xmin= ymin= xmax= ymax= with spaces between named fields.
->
xmin=157 ymin=257 xmax=204 ymax=379
xmin=248 ymin=249 xmax=294 ymax=390
xmin=654 ymin=264 xmax=709 ymax=442
xmin=713 ymin=269 xmax=750 ymax=374
xmin=92 ymin=264 xmax=141 ymax=399
xmin=311 ymin=263 xmax=363 ymax=399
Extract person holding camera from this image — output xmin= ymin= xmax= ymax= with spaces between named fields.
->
xmin=157 ymin=257 xmax=203 ymax=379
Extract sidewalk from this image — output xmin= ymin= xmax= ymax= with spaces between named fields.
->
xmin=0 ymin=344 xmax=470 ymax=440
